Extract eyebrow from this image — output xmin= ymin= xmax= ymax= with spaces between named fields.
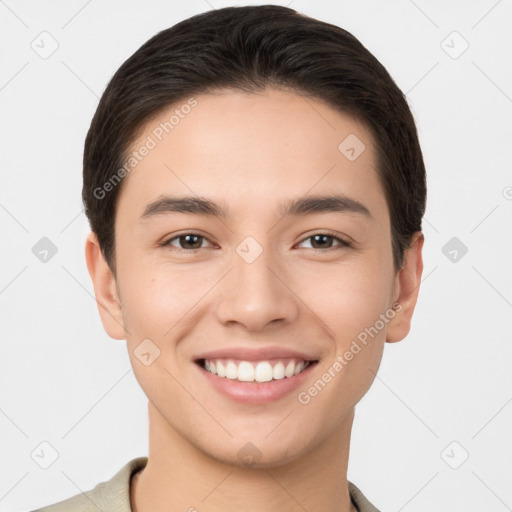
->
xmin=139 ymin=193 xmax=372 ymax=221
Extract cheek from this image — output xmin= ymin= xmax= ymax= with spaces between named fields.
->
xmin=118 ymin=260 xmax=212 ymax=341
xmin=299 ymin=258 xmax=392 ymax=385
xmin=303 ymin=261 xmax=392 ymax=339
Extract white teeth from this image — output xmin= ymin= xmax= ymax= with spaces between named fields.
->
xmin=294 ymin=361 xmax=305 ymax=375
xmin=201 ymin=358 xmax=312 ymax=382
xmin=272 ymin=362 xmax=285 ymax=380
xmin=238 ymin=361 xmax=255 ymax=382
xmin=284 ymin=361 xmax=295 ymax=378
xmin=254 ymin=362 xmax=273 ymax=382
xmin=217 ymin=360 xmax=226 ymax=377
xmin=226 ymin=361 xmax=238 ymax=379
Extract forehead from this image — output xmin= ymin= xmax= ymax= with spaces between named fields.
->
xmin=117 ymin=88 xmax=386 ymax=218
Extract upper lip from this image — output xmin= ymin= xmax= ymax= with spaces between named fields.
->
xmin=194 ymin=346 xmax=319 ymax=362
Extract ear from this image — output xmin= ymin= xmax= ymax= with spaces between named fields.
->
xmin=84 ymin=231 xmax=126 ymax=340
xmin=386 ymin=232 xmax=424 ymax=343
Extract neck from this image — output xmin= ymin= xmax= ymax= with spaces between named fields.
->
xmin=131 ymin=403 xmax=358 ymax=512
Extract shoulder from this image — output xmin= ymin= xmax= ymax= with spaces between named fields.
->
xmin=30 ymin=457 xmax=148 ymax=512
xmin=348 ymin=480 xmax=382 ymax=512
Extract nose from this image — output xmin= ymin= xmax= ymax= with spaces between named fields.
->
xmin=214 ymin=244 xmax=299 ymax=332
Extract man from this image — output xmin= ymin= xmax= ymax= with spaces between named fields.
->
xmin=34 ymin=5 xmax=425 ymax=511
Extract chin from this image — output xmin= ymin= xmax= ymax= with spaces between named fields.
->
xmin=202 ymin=438 xmax=311 ymax=470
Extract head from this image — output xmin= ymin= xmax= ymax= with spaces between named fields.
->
xmin=84 ymin=5 xmax=425 ymax=467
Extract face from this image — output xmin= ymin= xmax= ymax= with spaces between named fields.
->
xmin=87 ymin=87 xmax=423 ymax=468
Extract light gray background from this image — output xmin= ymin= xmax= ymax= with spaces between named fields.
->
xmin=1 ymin=1 xmax=511 ymax=511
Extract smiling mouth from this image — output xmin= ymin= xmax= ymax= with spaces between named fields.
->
xmin=195 ymin=358 xmax=319 ymax=383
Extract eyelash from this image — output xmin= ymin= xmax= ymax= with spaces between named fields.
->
xmin=160 ymin=231 xmax=351 ymax=252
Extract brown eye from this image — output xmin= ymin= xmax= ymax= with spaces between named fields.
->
xmin=298 ymin=233 xmax=350 ymax=250
xmin=163 ymin=233 xmax=210 ymax=251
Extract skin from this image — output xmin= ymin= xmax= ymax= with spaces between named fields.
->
xmin=86 ymin=87 xmax=423 ymax=512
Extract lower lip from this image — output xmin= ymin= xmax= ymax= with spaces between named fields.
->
xmin=195 ymin=361 xmax=318 ymax=405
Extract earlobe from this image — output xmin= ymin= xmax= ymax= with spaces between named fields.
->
xmin=84 ymin=232 xmax=126 ymax=340
xmin=386 ymin=232 xmax=424 ymax=343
